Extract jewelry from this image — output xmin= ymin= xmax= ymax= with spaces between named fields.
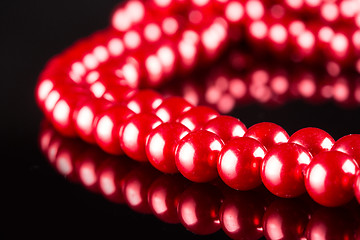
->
xmin=35 ymin=0 xmax=360 ymax=207
xmin=39 ymin=123 xmax=360 ymax=239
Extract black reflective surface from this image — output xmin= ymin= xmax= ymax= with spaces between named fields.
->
xmin=2 ymin=0 xmax=360 ymax=238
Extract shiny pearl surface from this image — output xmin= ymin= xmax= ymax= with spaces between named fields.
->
xmin=145 ymin=122 xmax=190 ymax=173
xmin=289 ymin=127 xmax=335 ymax=156
xmin=73 ymin=98 xmax=113 ymax=143
xmin=305 ymin=151 xmax=359 ymax=207
xmin=261 ymin=143 xmax=312 ymax=198
xmin=125 ymin=89 xmax=163 ymax=114
xmin=102 ymin=84 xmax=136 ymax=103
xmin=176 ymin=106 xmax=219 ymax=131
xmin=331 ymin=134 xmax=360 ymax=165
xmin=306 ymin=208 xmax=357 ymax=240
xmin=244 ymin=122 xmax=289 ymax=150
xmin=94 ymin=105 xmax=135 ymax=155
xmin=203 ymin=115 xmax=247 ymax=143
xmin=147 ymin=175 xmax=189 ymax=223
xmin=220 ymin=191 xmax=264 ymax=240
xmin=175 ymin=130 xmax=224 ymax=182
xmin=51 ymin=88 xmax=89 ymax=137
xmin=154 ymin=96 xmax=193 ymax=122
xmin=98 ymin=156 xmax=135 ymax=204
xmin=75 ymin=148 xmax=105 ymax=193
xmin=218 ymin=137 xmax=266 ymax=190
xmin=54 ymin=136 xmax=85 ymax=182
xmin=120 ymin=113 xmax=162 ymax=161
xmin=263 ymin=199 xmax=309 ymax=240
xmin=177 ymin=184 xmax=222 ymax=235
xmin=354 ymin=172 xmax=360 ymax=204
xmin=122 ymin=165 xmax=160 ymax=214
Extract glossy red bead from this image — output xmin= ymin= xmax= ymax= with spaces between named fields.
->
xmin=51 ymin=88 xmax=89 ymax=137
xmin=145 ymin=122 xmax=190 ymax=173
xmin=331 ymin=134 xmax=360 ymax=165
xmin=154 ymin=96 xmax=193 ymax=122
xmin=177 ymin=184 xmax=222 ymax=235
xmin=98 ymin=156 xmax=135 ymax=204
xmin=175 ymin=130 xmax=224 ymax=182
xmin=125 ymin=89 xmax=163 ymax=114
xmin=354 ymin=172 xmax=360 ymax=204
xmin=288 ymin=127 xmax=335 ymax=156
xmin=203 ymin=115 xmax=247 ymax=143
xmin=218 ymin=137 xmax=266 ymax=190
xmin=53 ymin=137 xmax=86 ymax=183
xmin=73 ymin=98 xmax=113 ymax=143
xmin=75 ymin=148 xmax=106 ymax=193
xmin=121 ymin=165 xmax=160 ymax=214
xmin=244 ymin=122 xmax=289 ymax=150
xmin=94 ymin=105 xmax=135 ymax=155
xmin=35 ymin=78 xmax=55 ymax=110
xmin=263 ymin=199 xmax=310 ymax=240
xmin=102 ymin=84 xmax=136 ymax=103
xmin=176 ymin=106 xmax=219 ymax=131
xmin=306 ymin=208 xmax=357 ymax=240
xmin=304 ymin=151 xmax=359 ymax=207
xmin=220 ymin=191 xmax=265 ymax=240
xmin=120 ymin=113 xmax=162 ymax=161
xmin=261 ymin=143 xmax=312 ymax=198
xmin=147 ymin=175 xmax=189 ymax=224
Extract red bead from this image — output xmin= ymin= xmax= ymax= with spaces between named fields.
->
xmin=263 ymin=199 xmax=310 ymax=240
xmin=175 ymin=130 xmax=224 ymax=182
xmin=98 ymin=156 xmax=135 ymax=204
xmin=51 ymin=87 xmax=89 ymax=137
xmin=354 ymin=172 xmax=360 ymax=204
xmin=288 ymin=127 xmax=335 ymax=156
xmin=154 ymin=96 xmax=193 ymax=122
xmin=35 ymin=78 xmax=55 ymax=110
xmin=54 ymin=137 xmax=85 ymax=182
xmin=147 ymin=175 xmax=189 ymax=224
xmin=145 ymin=122 xmax=190 ymax=173
xmin=125 ymin=89 xmax=163 ymax=114
xmin=102 ymin=84 xmax=136 ymax=103
xmin=331 ymin=134 xmax=360 ymax=165
xmin=94 ymin=105 xmax=135 ymax=155
xmin=220 ymin=191 xmax=265 ymax=240
xmin=75 ymin=148 xmax=106 ymax=193
xmin=261 ymin=143 xmax=312 ymax=198
xmin=305 ymin=208 xmax=357 ymax=240
xmin=176 ymin=106 xmax=219 ymax=131
xmin=203 ymin=116 xmax=247 ymax=143
xmin=73 ymin=98 xmax=113 ymax=143
xmin=38 ymin=120 xmax=57 ymax=155
xmin=120 ymin=113 xmax=162 ymax=161
xmin=121 ymin=165 xmax=160 ymax=214
xmin=244 ymin=122 xmax=289 ymax=150
xmin=304 ymin=151 xmax=359 ymax=207
xmin=177 ymin=184 xmax=222 ymax=235
xmin=218 ymin=137 xmax=266 ymax=190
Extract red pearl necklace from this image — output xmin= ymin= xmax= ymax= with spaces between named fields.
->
xmin=35 ymin=0 xmax=360 ymax=207
xmin=39 ymin=123 xmax=360 ymax=239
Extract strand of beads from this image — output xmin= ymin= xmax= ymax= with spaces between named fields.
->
xmin=39 ymin=123 xmax=360 ymax=239
xmin=36 ymin=0 xmax=360 ymax=207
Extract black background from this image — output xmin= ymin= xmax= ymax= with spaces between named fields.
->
xmin=2 ymin=0 xmax=360 ymax=238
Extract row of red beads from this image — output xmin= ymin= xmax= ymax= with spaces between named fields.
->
xmin=39 ymin=123 xmax=360 ymax=239
xmin=36 ymin=0 xmax=360 ymax=207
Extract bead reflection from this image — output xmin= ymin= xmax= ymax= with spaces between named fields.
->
xmin=39 ymin=122 xmax=360 ymax=239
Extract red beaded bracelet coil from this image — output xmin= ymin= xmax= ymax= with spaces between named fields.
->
xmin=35 ymin=0 xmax=360 ymax=207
